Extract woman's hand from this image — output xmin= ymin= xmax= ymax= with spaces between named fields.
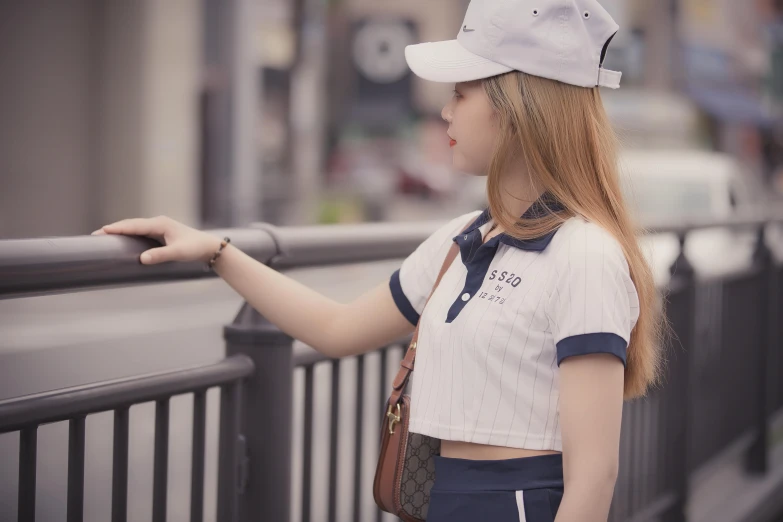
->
xmin=91 ymin=216 xmax=221 ymax=265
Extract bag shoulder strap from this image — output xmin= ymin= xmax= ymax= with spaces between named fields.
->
xmin=388 ymin=216 xmax=475 ymax=406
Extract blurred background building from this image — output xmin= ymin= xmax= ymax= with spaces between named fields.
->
xmin=3 ymin=0 xmax=781 ymax=239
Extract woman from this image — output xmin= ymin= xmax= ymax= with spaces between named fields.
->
xmin=94 ymin=0 xmax=664 ymax=520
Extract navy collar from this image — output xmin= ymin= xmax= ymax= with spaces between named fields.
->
xmin=456 ymin=192 xmax=565 ymax=252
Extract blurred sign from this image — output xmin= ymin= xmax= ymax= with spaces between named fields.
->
xmin=346 ymin=18 xmax=417 ymax=130
xmin=678 ymin=0 xmax=764 ymax=82
xmin=255 ymin=0 xmax=297 ymax=68
xmin=352 ymin=20 xmax=416 ymax=83
xmin=677 ymin=0 xmax=774 ymax=125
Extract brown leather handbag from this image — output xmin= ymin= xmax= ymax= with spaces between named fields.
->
xmin=373 ymin=225 xmax=466 ymax=521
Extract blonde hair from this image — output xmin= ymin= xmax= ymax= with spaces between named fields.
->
xmin=482 ymin=72 xmax=666 ymax=399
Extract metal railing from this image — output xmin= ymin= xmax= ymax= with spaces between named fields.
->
xmin=1 ymin=211 xmax=783 ymax=522
xmin=0 ymin=355 xmax=254 ymax=522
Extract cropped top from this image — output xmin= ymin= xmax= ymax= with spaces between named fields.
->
xmin=388 ymin=200 xmax=639 ymax=450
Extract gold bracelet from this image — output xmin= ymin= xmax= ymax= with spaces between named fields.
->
xmin=207 ymin=237 xmax=231 ymax=270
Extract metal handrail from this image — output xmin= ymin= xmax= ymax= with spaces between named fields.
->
xmin=2 ymin=211 xmax=783 ymax=299
xmin=642 ymin=210 xmax=783 ymax=236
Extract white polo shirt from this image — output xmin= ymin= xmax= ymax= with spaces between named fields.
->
xmin=389 ymin=197 xmax=639 ymax=451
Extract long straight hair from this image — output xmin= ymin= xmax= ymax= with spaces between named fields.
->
xmin=482 ymin=72 xmax=666 ymax=399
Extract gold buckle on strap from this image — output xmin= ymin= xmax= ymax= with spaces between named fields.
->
xmin=387 ymin=403 xmax=402 ymax=435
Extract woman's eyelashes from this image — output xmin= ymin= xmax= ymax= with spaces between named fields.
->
xmin=452 ymin=88 xmax=463 ymax=99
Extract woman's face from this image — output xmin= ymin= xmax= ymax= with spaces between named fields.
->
xmin=441 ymin=81 xmax=498 ymax=176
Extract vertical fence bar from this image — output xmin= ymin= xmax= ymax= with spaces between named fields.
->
xmin=224 ymin=303 xmax=293 ymax=522
xmin=619 ymin=408 xmax=632 ymax=520
xmin=218 ymin=382 xmax=242 ymax=522
xmin=659 ymin=390 xmax=669 ymax=502
xmin=329 ymin=360 xmax=340 ymax=522
xmin=18 ymin=426 xmax=37 ymax=522
xmin=378 ymin=348 xmax=388 ymax=431
xmin=354 ymin=354 xmax=365 ymax=522
xmin=747 ymin=226 xmax=774 ymax=473
xmin=771 ymin=249 xmax=781 ymax=415
xmin=191 ymin=390 xmax=207 ymax=522
xmin=67 ymin=416 xmax=86 ymax=522
xmin=302 ymin=365 xmax=314 ymax=522
xmin=376 ymin=349 xmax=387 ymax=522
xmin=112 ymin=407 xmax=130 ymax=522
xmin=777 ymin=266 xmax=783 ymax=412
xmin=651 ymin=395 xmax=662 ymax=503
xmin=153 ymin=398 xmax=170 ymax=522
xmin=629 ymin=404 xmax=641 ymax=512
xmin=660 ymin=232 xmax=694 ymax=522
xmin=638 ymin=401 xmax=649 ymax=512
xmin=642 ymin=398 xmax=653 ymax=508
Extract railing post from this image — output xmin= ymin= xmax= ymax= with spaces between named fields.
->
xmin=223 ymin=302 xmax=294 ymax=522
xmin=661 ymin=232 xmax=695 ymax=522
xmin=746 ymin=226 xmax=775 ymax=474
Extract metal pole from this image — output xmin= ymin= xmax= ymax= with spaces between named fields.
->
xmin=746 ymin=226 xmax=774 ymax=474
xmin=289 ymin=0 xmax=328 ymax=225
xmin=229 ymin=0 xmax=261 ymax=226
xmin=661 ymin=232 xmax=695 ymax=522
xmin=224 ymin=302 xmax=294 ymax=522
xmin=217 ymin=381 xmax=243 ymax=521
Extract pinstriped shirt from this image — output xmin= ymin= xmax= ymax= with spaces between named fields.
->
xmin=389 ymin=199 xmax=639 ymax=451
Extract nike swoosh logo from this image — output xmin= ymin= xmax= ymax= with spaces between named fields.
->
xmin=462 ymin=25 xmax=475 ymax=32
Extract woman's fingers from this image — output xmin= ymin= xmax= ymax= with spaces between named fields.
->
xmin=90 ymin=216 xmax=194 ymax=264
xmin=101 ymin=217 xmax=170 ymax=237
xmin=139 ymin=246 xmax=178 ymax=265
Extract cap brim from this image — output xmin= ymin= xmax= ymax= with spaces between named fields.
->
xmin=404 ymin=40 xmax=513 ymax=83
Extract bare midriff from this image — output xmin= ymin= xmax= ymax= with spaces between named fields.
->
xmin=440 ymin=439 xmax=561 ymax=460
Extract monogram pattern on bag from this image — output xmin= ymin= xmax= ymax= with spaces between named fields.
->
xmin=399 ymin=432 xmax=440 ymax=520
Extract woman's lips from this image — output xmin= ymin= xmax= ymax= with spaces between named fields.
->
xmin=449 ymin=139 xmax=457 ymax=147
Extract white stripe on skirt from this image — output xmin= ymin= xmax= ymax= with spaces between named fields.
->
xmin=515 ymin=490 xmax=527 ymax=522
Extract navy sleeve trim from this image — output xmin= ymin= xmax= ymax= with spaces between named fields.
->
xmin=390 ymin=269 xmax=420 ymax=327
xmin=556 ymin=332 xmax=627 ymax=367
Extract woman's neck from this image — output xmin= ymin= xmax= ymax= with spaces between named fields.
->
xmin=496 ymin=162 xmax=543 ymax=219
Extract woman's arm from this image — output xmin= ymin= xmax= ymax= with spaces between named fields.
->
xmin=213 ymin=244 xmax=415 ymax=358
xmin=94 ymin=216 xmax=416 ymax=359
xmin=555 ymin=353 xmax=625 ymax=522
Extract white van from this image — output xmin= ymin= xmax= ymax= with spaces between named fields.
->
xmin=460 ymin=148 xmax=762 ymax=287
xmin=619 ymin=149 xmax=759 ymax=286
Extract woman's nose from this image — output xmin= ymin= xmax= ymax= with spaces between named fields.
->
xmin=441 ymin=103 xmax=452 ymax=124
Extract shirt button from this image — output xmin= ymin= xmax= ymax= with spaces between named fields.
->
xmin=461 ymin=293 xmax=470 ymax=301
xmin=463 ymin=235 xmax=468 ymax=240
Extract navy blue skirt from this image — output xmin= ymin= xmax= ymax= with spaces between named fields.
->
xmin=427 ymin=453 xmax=564 ymax=522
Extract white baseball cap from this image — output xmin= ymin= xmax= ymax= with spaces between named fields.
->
xmin=404 ymin=0 xmax=622 ymax=89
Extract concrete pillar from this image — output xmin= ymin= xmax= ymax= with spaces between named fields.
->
xmin=0 ymin=0 xmax=203 ymax=240
xmin=97 ymin=0 xmax=202 ymax=227
xmin=228 ymin=0 xmax=261 ymax=227
xmin=140 ymin=0 xmax=203 ymax=226
xmin=289 ymin=0 xmax=329 ymax=225
xmin=640 ymin=0 xmax=675 ymax=90
xmin=0 ymin=0 xmax=94 ymax=239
